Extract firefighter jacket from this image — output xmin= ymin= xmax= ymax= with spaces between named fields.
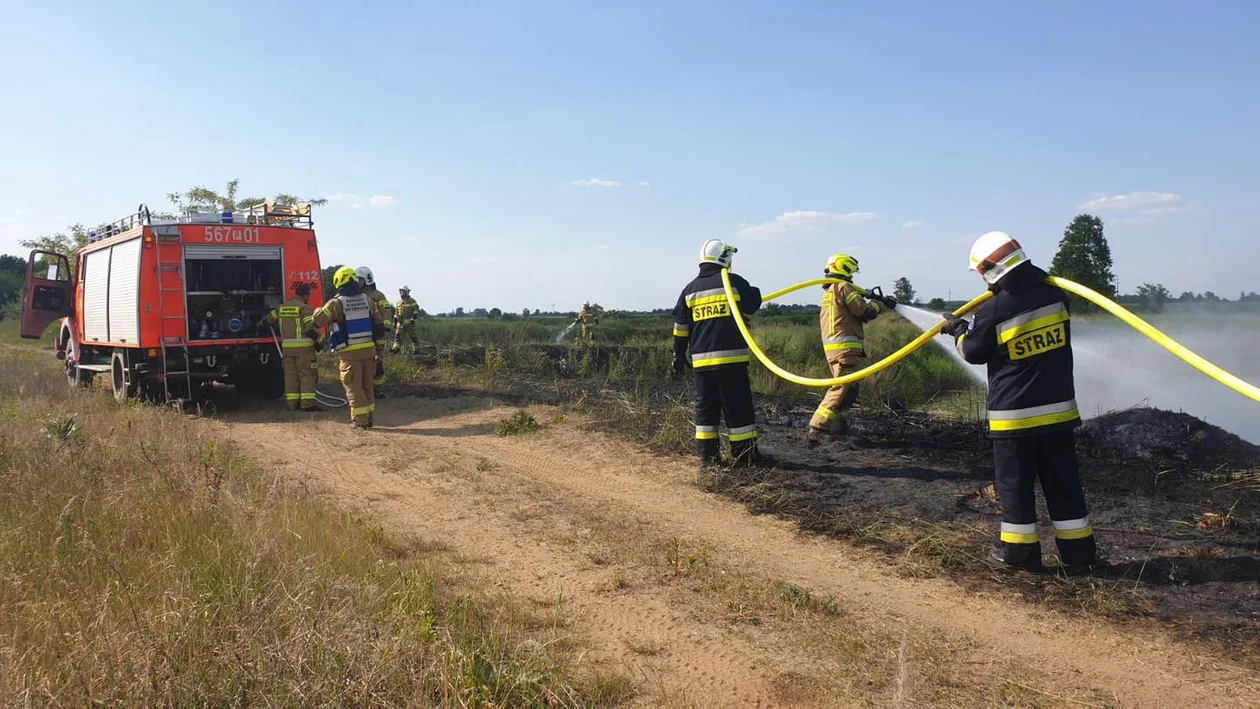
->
xmin=395 ymin=296 xmax=420 ymax=323
xmin=819 ymin=280 xmax=886 ymax=359
xmin=579 ymin=307 xmax=598 ymax=325
xmin=672 ymin=263 xmax=762 ymax=369
xmin=365 ymin=286 xmax=394 ymax=325
xmin=261 ymin=297 xmax=319 ymax=349
xmin=956 ymin=264 xmax=1079 ymax=439
xmin=313 ymin=285 xmax=385 ymax=356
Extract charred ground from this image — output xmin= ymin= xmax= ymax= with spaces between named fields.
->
xmin=379 ymin=363 xmax=1260 ymax=662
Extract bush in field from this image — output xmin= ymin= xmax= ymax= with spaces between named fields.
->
xmin=496 ymin=410 xmax=541 ymax=436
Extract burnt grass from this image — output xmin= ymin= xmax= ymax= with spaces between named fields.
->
xmin=382 ymin=358 xmax=1260 ymax=662
xmin=727 ymin=405 xmax=1260 ymax=662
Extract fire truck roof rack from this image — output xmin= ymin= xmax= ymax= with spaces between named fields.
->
xmin=89 ymin=201 xmax=315 ymax=243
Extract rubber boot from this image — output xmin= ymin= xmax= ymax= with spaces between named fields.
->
xmin=805 ymin=428 xmax=826 ymax=449
xmin=1056 ymin=535 xmax=1098 ymax=575
xmin=990 ymin=543 xmax=1043 ymax=572
xmin=730 ymin=439 xmax=764 ymax=468
xmin=696 ymin=439 xmax=721 ymax=466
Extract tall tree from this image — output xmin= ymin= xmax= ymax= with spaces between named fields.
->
xmin=321 ymin=264 xmax=344 ymax=297
xmin=892 ymin=277 xmax=917 ymax=304
xmin=1050 ymin=215 xmax=1117 ymax=309
xmin=20 ymin=224 xmax=90 ymax=278
xmin=1136 ymin=283 xmax=1170 ymax=312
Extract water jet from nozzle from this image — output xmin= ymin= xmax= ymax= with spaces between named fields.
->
xmin=894 ymin=305 xmax=986 ymax=386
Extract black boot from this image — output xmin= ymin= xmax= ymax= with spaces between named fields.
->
xmin=989 ymin=545 xmax=1043 ymax=572
xmin=696 ymin=438 xmax=721 ymax=467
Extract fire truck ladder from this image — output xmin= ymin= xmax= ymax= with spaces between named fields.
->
xmin=153 ymin=226 xmax=192 ymax=403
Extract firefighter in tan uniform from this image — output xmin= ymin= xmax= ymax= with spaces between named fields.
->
xmin=577 ymin=301 xmax=598 ymax=343
xmin=807 ymin=254 xmax=896 ymax=445
xmin=313 ymin=267 xmax=386 ymax=428
xmin=391 ymin=287 xmax=422 ymax=354
xmin=258 ymin=283 xmax=323 ymax=411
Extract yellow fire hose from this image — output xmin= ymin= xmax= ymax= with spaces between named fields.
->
xmin=720 ymin=269 xmax=1260 ymax=403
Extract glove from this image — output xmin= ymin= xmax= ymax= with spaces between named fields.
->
xmin=939 ymin=314 xmax=969 ymax=338
xmin=375 ymin=359 xmax=385 ymax=379
xmin=671 ymin=354 xmax=688 ymax=379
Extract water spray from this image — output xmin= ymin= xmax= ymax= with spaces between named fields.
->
xmin=721 ymin=270 xmax=1260 ymax=404
xmin=554 ymin=321 xmax=577 ymax=343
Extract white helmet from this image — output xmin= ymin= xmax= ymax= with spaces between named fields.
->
xmin=969 ymin=231 xmax=1029 ymax=285
xmin=355 ymin=266 xmax=375 ymax=287
xmin=699 ymin=239 xmax=737 ymax=268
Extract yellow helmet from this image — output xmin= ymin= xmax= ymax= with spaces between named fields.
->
xmin=332 ymin=266 xmax=359 ymax=290
xmin=825 ymin=253 xmax=860 ymax=279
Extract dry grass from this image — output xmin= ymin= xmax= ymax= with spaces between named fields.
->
xmin=0 ymin=348 xmax=586 ymax=705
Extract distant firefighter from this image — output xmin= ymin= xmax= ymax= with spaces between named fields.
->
xmin=392 ymin=286 xmax=422 ymax=355
xmin=577 ymin=301 xmax=599 ymax=343
xmin=938 ymin=232 xmax=1097 ymax=573
xmin=671 ymin=239 xmax=766 ymax=467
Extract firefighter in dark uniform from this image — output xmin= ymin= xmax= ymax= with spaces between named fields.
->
xmin=671 ymin=239 xmax=764 ymax=466
xmin=939 ymin=232 xmax=1097 ymax=572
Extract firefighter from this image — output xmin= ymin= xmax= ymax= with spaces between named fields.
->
xmin=806 ymin=254 xmax=896 ymax=446
xmin=258 ymin=283 xmax=323 ymax=411
xmin=357 ymin=266 xmax=394 ymax=350
xmin=577 ymin=301 xmax=598 ymax=343
xmin=392 ymin=286 xmax=422 ymax=354
xmin=313 ymin=267 xmax=386 ymax=429
xmin=938 ymin=231 xmax=1097 ymax=572
xmin=671 ymin=239 xmax=765 ymax=467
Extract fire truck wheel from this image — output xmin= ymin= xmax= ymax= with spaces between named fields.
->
xmin=110 ymin=352 xmax=137 ymax=403
xmin=67 ymin=362 xmax=93 ymax=389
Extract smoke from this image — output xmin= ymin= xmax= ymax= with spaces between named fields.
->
xmin=896 ymin=306 xmax=1260 ymax=443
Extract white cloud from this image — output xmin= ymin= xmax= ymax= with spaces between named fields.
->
xmin=737 ymin=210 xmax=879 ymax=238
xmin=637 ymin=181 xmax=650 ymax=187
xmin=1078 ymin=191 xmax=1183 ymax=213
xmin=902 ymin=220 xmax=924 ymax=229
xmin=325 ymin=193 xmax=397 ymax=208
xmin=572 ymin=178 xmax=622 ymax=188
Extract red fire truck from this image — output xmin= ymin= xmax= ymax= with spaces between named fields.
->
xmin=22 ymin=202 xmax=324 ymax=403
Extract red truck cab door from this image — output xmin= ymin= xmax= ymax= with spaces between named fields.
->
xmin=21 ymin=250 xmax=73 ymax=339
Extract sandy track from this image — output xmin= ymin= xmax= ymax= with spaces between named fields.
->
xmin=218 ymin=396 xmax=1258 ymax=707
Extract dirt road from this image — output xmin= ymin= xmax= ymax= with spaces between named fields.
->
xmin=218 ymin=395 xmax=1259 ymax=707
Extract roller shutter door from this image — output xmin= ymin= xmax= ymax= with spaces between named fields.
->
xmin=83 ymin=249 xmax=111 ymax=342
xmin=107 ymin=238 xmax=142 ymax=343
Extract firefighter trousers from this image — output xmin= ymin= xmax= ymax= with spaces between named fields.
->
xmin=694 ymin=364 xmax=758 ymax=464
xmin=337 ymin=349 xmax=377 ymax=427
xmin=992 ymin=430 xmax=1096 ymax=567
xmin=809 ymin=354 xmax=861 ymax=432
xmin=392 ymin=322 xmax=420 ymax=354
xmin=282 ymin=348 xmax=319 ymax=410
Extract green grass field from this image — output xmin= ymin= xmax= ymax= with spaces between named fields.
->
xmin=399 ymin=311 xmax=979 ymax=412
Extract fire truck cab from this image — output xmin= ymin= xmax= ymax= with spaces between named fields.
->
xmin=22 ymin=202 xmax=324 ymax=403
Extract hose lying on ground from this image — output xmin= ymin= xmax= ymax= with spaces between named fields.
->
xmin=721 ymin=269 xmax=1260 ymax=403
xmin=267 ymin=330 xmax=349 ymax=408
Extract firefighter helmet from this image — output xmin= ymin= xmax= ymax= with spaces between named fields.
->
xmin=699 ymin=239 xmax=737 ymax=268
xmin=825 ymin=253 xmax=860 ymax=279
xmin=969 ymin=231 xmax=1029 ymax=285
xmin=399 ymin=285 xmax=410 ymax=295
xmin=332 ymin=266 xmax=359 ymax=289
xmin=355 ymin=266 xmax=376 ymax=287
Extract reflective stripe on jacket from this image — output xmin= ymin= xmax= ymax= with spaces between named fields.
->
xmin=819 ymin=281 xmax=883 ymax=357
xmin=672 ymin=264 xmax=762 ymax=369
xmin=956 ymin=264 xmax=1079 ymax=438
xmin=264 ymin=297 xmax=316 ymax=349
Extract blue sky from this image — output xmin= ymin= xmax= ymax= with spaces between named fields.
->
xmin=1 ymin=1 xmax=1256 ymax=311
